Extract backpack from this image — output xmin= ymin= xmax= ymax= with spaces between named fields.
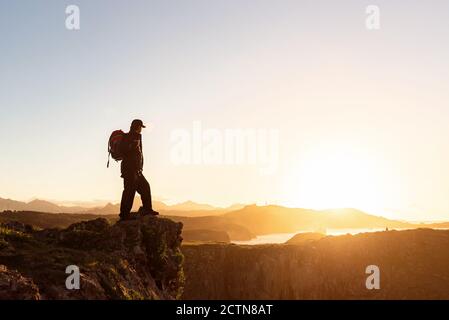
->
xmin=107 ymin=130 xmax=125 ymax=167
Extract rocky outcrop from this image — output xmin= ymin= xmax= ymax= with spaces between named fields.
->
xmin=0 ymin=265 xmax=40 ymax=299
xmin=0 ymin=216 xmax=184 ymax=299
xmin=0 ymin=211 xmax=253 ymax=242
xmin=182 ymin=229 xmax=449 ymax=299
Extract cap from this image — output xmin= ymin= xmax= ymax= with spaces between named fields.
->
xmin=131 ymin=119 xmax=146 ymax=129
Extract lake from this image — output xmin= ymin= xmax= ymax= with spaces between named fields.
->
xmin=231 ymin=228 xmax=390 ymax=245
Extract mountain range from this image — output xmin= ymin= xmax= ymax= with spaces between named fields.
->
xmin=2 ymin=196 xmax=449 ymax=243
xmin=0 ymin=197 xmax=244 ymax=216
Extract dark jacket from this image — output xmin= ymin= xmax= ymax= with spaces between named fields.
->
xmin=120 ymin=132 xmax=144 ymax=176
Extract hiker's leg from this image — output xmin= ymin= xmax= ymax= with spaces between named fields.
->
xmin=137 ymin=174 xmax=153 ymax=211
xmin=120 ymin=174 xmax=138 ymax=216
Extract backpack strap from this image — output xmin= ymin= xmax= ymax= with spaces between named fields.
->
xmin=107 ymin=140 xmax=111 ymax=168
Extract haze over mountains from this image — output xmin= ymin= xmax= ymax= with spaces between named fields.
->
xmin=223 ymin=205 xmax=417 ymax=234
xmin=0 ymin=196 xmax=243 ymax=216
xmin=2 ymin=196 xmax=449 ymax=243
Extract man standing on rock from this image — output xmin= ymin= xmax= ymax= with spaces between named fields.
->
xmin=119 ymin=119 xmax=159 ymax=221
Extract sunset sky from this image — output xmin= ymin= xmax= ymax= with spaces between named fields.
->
xmin=1 ymin=1 xmax=449 ymax=221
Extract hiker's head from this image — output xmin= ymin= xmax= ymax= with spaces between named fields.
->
xmin=130 ymin=119 xmax=146 ymax=133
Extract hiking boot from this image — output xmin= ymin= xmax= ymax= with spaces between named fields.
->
xmin=118 ymin=213 xmax=138 ymax=221
xmin=138 ymin=207 xmax=159 ymax=216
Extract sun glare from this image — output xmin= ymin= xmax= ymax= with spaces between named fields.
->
xmin=282 ymin=144 xmax=391 ymax=212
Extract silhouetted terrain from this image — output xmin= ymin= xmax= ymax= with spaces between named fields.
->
xmin=182 ymin=229 xmax=449 ymax=299
xmin=0 ymin=211 xmax=253 ymax=241
xmin=285 ymin=232 xmax=326 ymax=245
xmin=182 ymin=229 xmax=230 ymax=243
xmin=0 ymin=211 xmax=118 ymax=229
xmin=2 ymin=210 xmax=449 ymax=300
xmin=1 ymin=205 xmax=448 ymax=243
xmin=166 ymin=215 xmax=255 ymax=241
xmin=0 ymin=197 xmax=241 ymax=217
xmin=0 ymin=217 xmax=184 ymax=299
xmin=223 ymin=205 xmax=417 ymax=235
xmin=0 ymin=198 xmax=88 ymax=214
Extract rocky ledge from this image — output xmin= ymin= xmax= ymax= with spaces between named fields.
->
xmin=0 ymin=216 xmax=184 ymax=299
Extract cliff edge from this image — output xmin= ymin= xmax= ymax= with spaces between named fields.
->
xmin=0 ymin=216 xmax=184 ymax=299
xmin=182 ymin=228 xmax=449 ymax=299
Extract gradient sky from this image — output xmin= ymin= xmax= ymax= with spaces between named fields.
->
xmin=1 ymin=0 xmax=449 ymax=221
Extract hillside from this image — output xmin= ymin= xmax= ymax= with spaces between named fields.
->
xmin=0 ymin=216 xmax=184 ymax=299
xmin=2 ymin=213 xmax=449 ymax=300
xmin=182 ymin=229 xmax=230 ymax=243
xmin=0 ymin=211 xmax=119 ymax=229
xmin=2 ymin=205 xmax=447 ymax=243
xmin=0 ymin=211 xmax=253 ymax=242
xmin=167 ymin=215 xmax=255 ymax=241
xmin=285 ymin=232 xmax=326 ymax=245
xmin=182 ymin=228 xmax=449 ymax=299
xmin=223 ymin=205 xmax=416 ymax=235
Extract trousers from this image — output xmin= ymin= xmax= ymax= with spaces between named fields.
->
xmin=120 ymin=172 xmax=152 ymax=216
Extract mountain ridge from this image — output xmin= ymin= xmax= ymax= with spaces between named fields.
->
xmin=2 ymin=202 xmax=448 ymax=243
xmin=222 ymin=205 xmax=419 ymax=235
xmin=0 ymin=196 xmax=243 ymax=216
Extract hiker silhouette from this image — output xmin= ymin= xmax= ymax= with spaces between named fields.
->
xmin=119 ymin=119 xmax=159 ymax=220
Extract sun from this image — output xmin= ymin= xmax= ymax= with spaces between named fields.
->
xmin=282 ymin=144 xmax=390 ymax=211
